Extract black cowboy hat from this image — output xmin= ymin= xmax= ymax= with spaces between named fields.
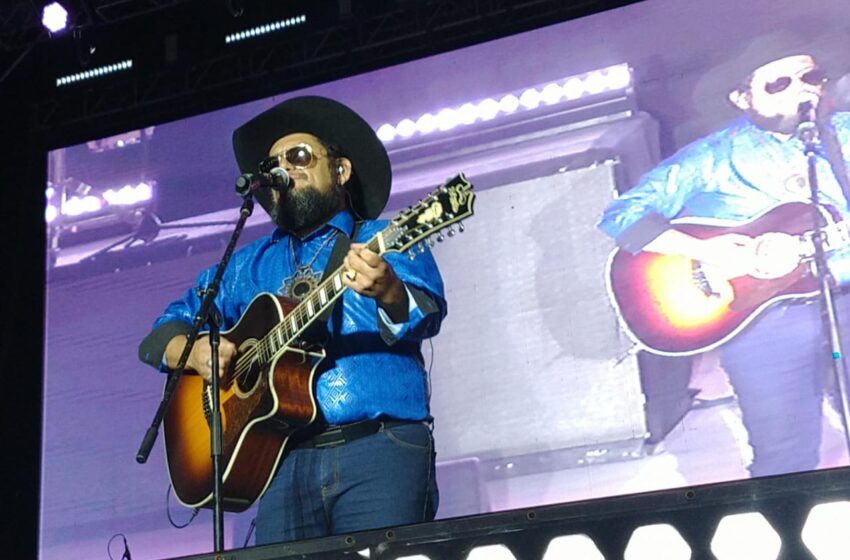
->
xmin=232 ymin=96 xmax=391 ymax=219
xmin=693 ymin=30 xmax=848 ymax=121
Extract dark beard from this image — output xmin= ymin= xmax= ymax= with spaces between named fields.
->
xmin=272 ymin=180 xmax=344 ymax=232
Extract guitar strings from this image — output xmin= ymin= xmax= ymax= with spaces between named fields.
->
xmin=226 ymin=235 xmax=386 ymax=386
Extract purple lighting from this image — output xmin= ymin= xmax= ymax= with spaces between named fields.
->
xmin=42 ymin=2 xmax=69 ymax=33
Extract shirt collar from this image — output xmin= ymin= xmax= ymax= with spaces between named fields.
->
xmin=272 ymin=209 xmax=355 ymax=243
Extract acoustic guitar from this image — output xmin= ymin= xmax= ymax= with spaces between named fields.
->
xmin=164 ymin=174 xmax=475 ymax=511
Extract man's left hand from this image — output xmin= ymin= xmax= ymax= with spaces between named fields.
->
xmin=342 ymin=243 xmax=409 ymax=322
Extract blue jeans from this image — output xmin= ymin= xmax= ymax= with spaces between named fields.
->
xmin=721 ymin=296 xmax=850 ymax=477
xmin=255 ymin=421 xmax=438 ymax=545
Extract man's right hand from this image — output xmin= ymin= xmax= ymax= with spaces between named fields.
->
xmin=166 ymin=335 xmax=239 ymax=383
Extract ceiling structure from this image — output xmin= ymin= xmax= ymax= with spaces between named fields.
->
xmin=1 ymin=0 xmax=639 ymax=146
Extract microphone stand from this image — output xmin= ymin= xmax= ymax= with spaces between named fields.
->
xmin=136 ymin=187 xmax=256 ymax=554
xmin=798 ymin=113 xmax=850 ymax=456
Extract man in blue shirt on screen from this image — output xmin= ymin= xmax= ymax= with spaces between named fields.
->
xmin=139 ymin=96 xmax=446 ymax=544
xmin=599 ymin=36 xmax=850 ymax=477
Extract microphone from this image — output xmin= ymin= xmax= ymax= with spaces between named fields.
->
xmin=797 ymin=101 xmax=819 ymax=144
xmin=235 ymin=167 xmax=290 ymax=198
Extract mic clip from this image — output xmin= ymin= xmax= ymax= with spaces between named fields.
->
xmin=797 ymin=101 xmax=820 ymax=145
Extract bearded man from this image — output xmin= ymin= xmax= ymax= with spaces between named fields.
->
xmin=599 ymin=38 xmax=850 ymax=477
xmin=139 ymin=96 xmax=446 ymax=544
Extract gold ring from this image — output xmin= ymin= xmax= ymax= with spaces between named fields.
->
xmin=345 ymin=269 xmax=357 ymax=281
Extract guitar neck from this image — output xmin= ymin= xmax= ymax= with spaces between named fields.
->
xmin=258 ymin=233 xmax=384 ymax=362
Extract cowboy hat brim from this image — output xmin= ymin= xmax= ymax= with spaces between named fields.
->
xmin=232 ymin=95 xmax=391 ymax=220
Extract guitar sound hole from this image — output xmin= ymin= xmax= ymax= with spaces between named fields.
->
xmin=235 ymin=357 xmax=262 ymax=395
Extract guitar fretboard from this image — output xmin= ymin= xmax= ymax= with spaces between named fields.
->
xmin=251 ymin=236 xmax=382 ymax=366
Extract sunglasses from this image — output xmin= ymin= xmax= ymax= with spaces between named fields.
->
xmin=763 ymin=68 xmax=828 ymax=95
xmin=259 ymin=143 xmax=325 ymax=173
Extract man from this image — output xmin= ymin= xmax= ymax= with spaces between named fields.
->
xmin=138 ymin=96 xmax=446 ymax=543
xmin=599 ymin=38 xmax=850 ymax=477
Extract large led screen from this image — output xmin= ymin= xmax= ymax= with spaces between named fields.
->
xmin=41 ymin=0 xmax=850 ymax=558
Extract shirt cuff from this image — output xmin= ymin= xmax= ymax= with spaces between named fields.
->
xmin=377 ymin=285 xmax=421 ymax=345
xmin=615 ymin=212 xmax=671 ymax=254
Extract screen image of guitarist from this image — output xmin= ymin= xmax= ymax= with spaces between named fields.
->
xmin=598 ymin=33 xmax=850 ymax=479
xmin=137 ymin=96 xmax=467 ymax=545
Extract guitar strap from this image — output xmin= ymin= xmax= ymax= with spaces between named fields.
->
xmin=316 ymin=221 xmax=362 ymax=325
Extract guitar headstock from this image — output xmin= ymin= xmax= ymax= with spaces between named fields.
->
xmin=382 ymin=173 xmax=475 ymax=255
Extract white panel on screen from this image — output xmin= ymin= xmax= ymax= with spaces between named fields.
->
xmin=428 ymin=162 xmax=646 ymax=461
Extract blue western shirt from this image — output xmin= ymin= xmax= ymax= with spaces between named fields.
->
xmin=598 ymin=112 xmax=850 ymax=283
xmin=140 ymin=209 xmax=446 ymax=424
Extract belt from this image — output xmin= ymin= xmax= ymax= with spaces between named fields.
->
xmin=295 ymin=419 xmax=419 ymax=449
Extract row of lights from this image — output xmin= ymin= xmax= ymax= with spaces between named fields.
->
xmin=44 ymin=0 xmax=307 ymax=85
xmin=393 ymin=502 xmax=850 ymax=560
xmin=46 ymin=182 xmax=154 ymax=223
xmin=374 ymin=64 xmax=633 ymax=143
xmin=225 ymin=15 xmax=307 ymax=44
xmin=56 ymin=60 xmax=133 ymax=87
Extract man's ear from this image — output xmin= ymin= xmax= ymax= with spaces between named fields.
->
xmin=728 ymin=88 xmax=751 ymax=111
xmin=337 ymin=157 xmax=353 ymax=185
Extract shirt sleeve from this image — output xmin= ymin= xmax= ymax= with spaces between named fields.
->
xmin=137 ymin=262 xmax=243 ymax=372
xmin=376 ymin=284 xmax=442 ymax=345
xmin=377 ymin=244 xmax=447 ymax=344
xmin=597 ymin=142 xmax=717 ymax=253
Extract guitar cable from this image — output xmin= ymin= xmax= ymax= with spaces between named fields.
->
xmin=242 ymin=518 xmax=257 ymax=548
xmin=166 ymin=484 xmax=200 ymax=529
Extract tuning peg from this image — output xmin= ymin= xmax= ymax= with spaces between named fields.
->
xmin=407 ymin=251 xmax=416 ymax=260
xmin=458 ymin=222 xmax=465 ymax=233
xmin=447 ymin=227 xmax=456 ymax=237
xmin=418 ymin=243 xmax=426 ymax=253
xmin=436 ymin=233 xmax=445 ymax=243
xmin=427 ymin=238 xmax=436 ymax=248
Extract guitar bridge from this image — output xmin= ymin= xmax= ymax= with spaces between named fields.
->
xmin=692 ymin=261 xmax=719 ymax=297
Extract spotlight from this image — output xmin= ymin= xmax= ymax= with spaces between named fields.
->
xmin=42 ymin=2 xmax=69 ymax=33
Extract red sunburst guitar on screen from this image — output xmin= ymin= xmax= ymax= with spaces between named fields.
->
xmin=606 ymin=202 xmax=850 ymax=356
xmin=164 ymin=174 xmax=474 ymax=512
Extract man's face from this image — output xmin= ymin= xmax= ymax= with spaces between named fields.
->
xmin=265 ymin=132 xmax=349 ymax=232
xmin=731 ymin=55 xmax=826 ymax=134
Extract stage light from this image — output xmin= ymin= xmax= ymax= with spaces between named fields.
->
xmin=478 ymin=98 xmax=500 ymax=120
xmin=710 ymin=512 xmax=781 ymax=560
xmin=542 ymin=534 xmax=604 ymax=559
xmin=56 ymin=59 xmax=133 ymax=87
xmin=519 ymin=87 xmax=541 ymax=109
xmin=415 ymin=112 xmax=438 ymax=134
xmin=624 ymin=524 xmax=691 ymax=560
xmin=541 ymin=82 xmax=564 ymax=105
xmin=466 ymin=544 xmax=516 ymax=560
xmin=42 ymin=2 xmax=69 ymax=33
xmin=436 ymin=108 xmax=458 ymax=131
xmin=802 ymin=501 xmax=850 ymax=560
xmin=62 ymin=195 xmax=102 ymax=217
xmin=395 ymin=556 xmax=432 ymax=560
xmin=102 ymin=183 xmax=153 ymax=206
xmin=373 ymin=63 xmax=633 ymax=144
xmin=396 ymin=118 xmax=417 ymax=138
xmin=562 ymin=77 xmax=585 ymax=100
xmin=376 ymin=123 xmax=397 ymax=142
xmin=224 ymin=15 xmax=307 ymax=44
xmin=458 ymin=102 xmax=479 ymax=123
